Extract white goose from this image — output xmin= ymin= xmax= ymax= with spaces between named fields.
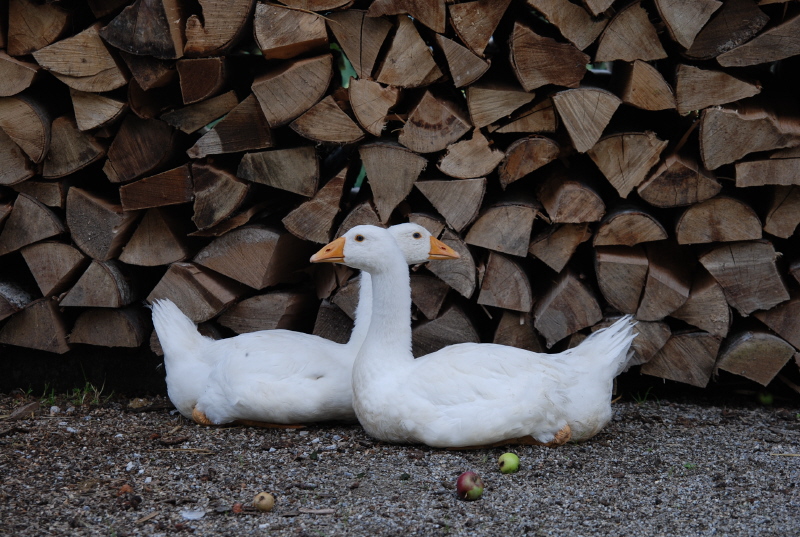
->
xmin=311 ymin=225 xmax=637 ymax=448
xmin=151 ymin=223 xmax=459 ymax=426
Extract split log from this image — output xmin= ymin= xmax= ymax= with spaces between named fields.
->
xmin=437 ymin=130 xmax=503 ymax=179
xmin=640 ymin=331 xmax=721 ymax=388
xmin=588 ymin=132 xmax=668 ymax=198
xmin=218 ymin=290 xmax=317 ymax=334
xmin=330 ymin=274 xmax=360 ymax=320
xmin=593 ymin=206 xmax=667 ymax=246
xmin=70 ymin=90 xmax=128 ymax=132
xmin=526 ymin=0 xmax=608 ymax=51
xmin=191 ymin=163 xmax=250 ymax=230
xmin=715 ymin=331 xmax=795 ymax=386
xmin=398 ymin=91 xmax=471 ymax=154
xmin=238 ymin=146 xmax=318 ymax=197
xmin=0 ymin=95 xmax=51 ymax=163
xmin=698 ymin=240 xmax=790 ymax=316
xmin=637 ymin=154 xmax=721 ymax=208
xmin=100 ymin=0 xmax=185 ymax=59
xmin=349 ymin=79 xmax=401 ymax=137
xmin=0 ymin=298 xmax=70 ymax=354
xmin=33 ymin=23 xmax=127 ymax=93
xmin=466 ymin=81 xmax=536 ymax=130
xmin=290 ymin=95 xmax=364 ymax=144
xmin=374 ymin=16 xmax=442 ymax=88
xmin=415 ymin=178 xmax=486 ymax=233
xmin=254 ymin=2 xmax=326 ymax=60
xmin=66 ymin=188 xmax=140 ymax=260
xmin=0 ymin=127 xmax=34 ymax=186
xmin=699 ymin=106 xmax=800 ymax=170
xmin=252 ymin=54 xmax=333 ymax=127
xmin=70 ymin=307 xmax=151 ymax=348
xmin=184 ymin=0 xmax=255 ymax=57
xmin=552 ymin=88 xmax=621 ymax=153
xmin=120 ymin=164 xmax=193 ymax=211
xmin=675 ymin=65 xmax=761 ymax=116
xmin=0 ymin=52 xmax=40 ymax=96
xmin=509 ymin=22 xmax=589 ymax=92
xmin=337 ymin=201 xmax=382 ymax=237
xmin=449 ymin=0 xmax=511 ymax=56
xmin=326 ymin=10 xmax=392 ymax=80
xmin=129 ymin=76 xmax=175 ymax=120
xmin=0 ymin=281 xmax=33 ymax=322
xmin=792 ymin=261 xmax=800 ymax=286
xmin=11 ymin=181 xmax=69 ymax=209
xmin=594 ymin=245 xmax=648 ymax=315
xmin=176 ymin=57 xmax=226 ymax=104
xmin=312 ymin=301 xmax=353 ymax=344
xmin=581 ymin=0 xmax=613 ymax=17
xmin=618 ymin=60 xmax=676 ymax=111
xmin=675 ymin=196 xmax=762 ymax=244
xmin=654 ymin=0 xmax=721 ymax=49
xmin=493 ymin=311 xmax=544 ymax=353
xmin=283 ymin=170 xmax=347 ymax=244
xmin=119 ymin=208 xmax=192 ymax=266
xmin=0 ymin=194 xmax=64 ymax=256
xmin=636 ymin=241 xmax=692 ymax=322
xmin=416 ymin=225 xmax=477 ymax=299
xmin=764 ymin=185 xmax=800 ymax=239
xmin=685 ymin=0 xmax=768 ymax=60
xmin=193 ymin=225 xmax=312 ymax=290
xmin=492 ymin=99 xmax=558 ymax=134
xmin=435 ymin=34 xmax=490 ymax=88
xmin=160 ymin=90 xmax=238 ymax=134
xmin=20 ymin=242 xmax=88 ymax=297
xmin=279 ymin=0 xmax=353 ymax=10
xmin=360 ymin=142 xmax=428 ymax=222
xmin=717 ymin=13 xmax=800 ymax=67
xmin=537 ymin=172 xmax=606 ymax=223
xmin=533 ymin=269 xmax=603 ymax=348
xmin=60 ymin=260 xmax=136 ymax=308
xmin=410 ymin=273 xmax=449 ymax=320
xmin=146 ymin=262 xmax=246 ymax=322
xmin=118 ymin=51 xmax=175 ymax=91
xmin=368 ymin=0 xmax=445 ymax=33
xmin=594 ymin=1 xmax=667 ymax=62
xmin=754 ymin=295 xmax=800 ymax=350
xmin=103 ymin=116 xmax=177 ymax=183
xmin=477 ymin=252 xmax=533 ymax=312
xmin=735 ymin=156 xmax=800 ymax=187
xmin=497 ymin=136 xmax=559 ymax=189
xmin=411 ymin=304 xmax=479 ymax=357
xmin=465 ymin=197 xmax=541 ymax=257
xmin=42 ymin=117 xmax=105 ymax=179
xmin=529 ymin=223 xmax=591 ymax=273
xmin=187 ymin=94 xmax=273 ymax=158
xmin=670 ymin=270 xmax=732 ymax=337
xmin=7 ymin=0 xmax=70 ymax=56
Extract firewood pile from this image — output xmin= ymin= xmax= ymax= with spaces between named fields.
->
xmin=0 ymin=0 xmax=799 ymax=392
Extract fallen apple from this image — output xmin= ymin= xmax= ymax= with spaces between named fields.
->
xmin=456 ymin=471 xmax=484 ymax=500
xmin=253 ymin=492 xmax=275 ymax=512
xmin=498 ymin=452 xmax=520 ymax=474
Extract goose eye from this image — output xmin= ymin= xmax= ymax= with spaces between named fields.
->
xmin=412 ymin=232 xmax=422 ymax=239
xmin=355 ymin=235 xmax=365 ymax=242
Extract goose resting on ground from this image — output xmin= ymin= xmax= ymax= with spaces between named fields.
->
xmin=311 ymin=225 xmax=637 ymax=448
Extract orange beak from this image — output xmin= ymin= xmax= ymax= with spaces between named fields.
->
xmin=428 ymin=237 xmax=460 ymax=260
xmin=310 ymin=237 xmax=346 ymax=263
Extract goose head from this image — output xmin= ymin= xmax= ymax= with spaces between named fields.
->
xmin=310 ymin=225 xmax=459 ymax=271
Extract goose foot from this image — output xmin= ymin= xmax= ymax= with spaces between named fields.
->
xmin=446 ymin=424 xmax=572 ymax=450
xmin=192 ymin=407 xmax=216 ymax=426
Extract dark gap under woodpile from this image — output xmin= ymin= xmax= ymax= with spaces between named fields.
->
xmin=1 ymin=0 xmax=800 ymax=397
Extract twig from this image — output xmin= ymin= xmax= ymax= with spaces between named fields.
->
xmin=769 ymin=453 xmax=800 ymax=457
xmin=155 ymin=448 xmax=215 ymax=454
xmin=135 ymin=511 xmax=160 ymax=524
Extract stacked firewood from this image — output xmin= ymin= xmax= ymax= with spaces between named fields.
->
xmin=0 ymin=0 xmax=799 ymax=393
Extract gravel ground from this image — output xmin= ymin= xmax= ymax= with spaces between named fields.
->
xmin=1 ymin=392 xmax=799 ymax=537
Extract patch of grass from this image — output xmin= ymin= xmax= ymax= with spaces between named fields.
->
xmin=683 ymin=463 xmax=697 ymax=470
xmin=631 ymin=387 xmax=658 ymax=406
xmin=40 ymin=383 xmax=56 ymax=407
